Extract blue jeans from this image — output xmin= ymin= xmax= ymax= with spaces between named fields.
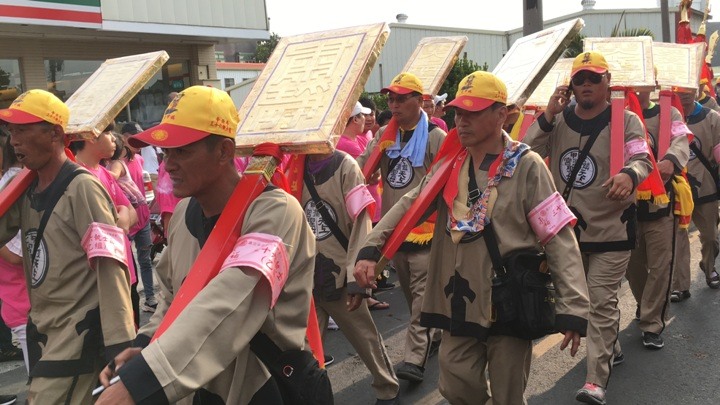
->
xmin=130 ymin=221 xmax=154 ymax=301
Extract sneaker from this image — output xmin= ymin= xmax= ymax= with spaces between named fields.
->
xmin=141 ymin=299 xmax=158 ymax=313
xmin=612 ymin=352 xmax=625 ymax=367
xmin=324 ymin=355 xmax=334 ymax=366
xmin=642 ymin=332 xmax=664 ymax=350
xmin=0 ymin=395 xmax=16 ymax=405
xmin=375 ymin=395 xmax=400 ymax=405
xmin=576 ymin=382 xmax=606 ymax=405
xmin=0 ymin=347 xmax=23 ymax=362
xmin=670 ymin=290 xmax=691 ymax=302
xmin=396 ymin=362 xmax=424 ymax=383
xmin=707 ymin=272 xmax=720 ymax=289
xmin=327 ymin=317 xmax=339 ymax=331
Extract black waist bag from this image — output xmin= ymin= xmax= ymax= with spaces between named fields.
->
xmin=485 ymin=225 xmax=556 ymax=340
xmin=250 ymin=333 xmax=334 ymax=405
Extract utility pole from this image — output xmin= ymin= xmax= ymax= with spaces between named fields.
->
xmin=523 ymin=0 xmax=543 ymax=36
xmin=661 ymin=0 xmax=671 ymax=42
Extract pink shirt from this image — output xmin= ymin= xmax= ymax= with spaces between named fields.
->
xmin=431 ymin=116 xmax=449 ymax=133
xmin=156 ymin=161 xmax=181 ymax=215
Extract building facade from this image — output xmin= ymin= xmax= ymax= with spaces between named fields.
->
xmin=365 ymin=2 xmax=708 ymax=93
xmin=0 ymin=0 xmax=269 ymax=128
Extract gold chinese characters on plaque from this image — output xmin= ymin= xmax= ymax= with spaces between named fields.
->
xmin=652 ymin=42 xmax=704 ymax=91
xmin=526 ymin=58 xmax=573 ymax=107
xmin=402 ymin=36 xmax=468 ymax=97
xmin=493 ymin=18 xmax=584 ymax=107
xmin=583 ymin=37 xmax=655 ymax=90
xmin=236 ymin=23 xmax=389 ymax=155
xmin=65 ymin=51 xmax=169 ymax=140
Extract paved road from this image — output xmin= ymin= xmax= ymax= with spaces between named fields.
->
xmin=2 ymin=229 xmax=719 ymax=404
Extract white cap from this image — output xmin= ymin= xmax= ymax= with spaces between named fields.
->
xmin=434 ymin=93 xmax=448 ymax=105
xmin=351 ymin=101 xmax=371 ymax=117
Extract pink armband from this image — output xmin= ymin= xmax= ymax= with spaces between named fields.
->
xmin=527 ymin=191 xmax=577 ymax=245
xmin=81 ymin=223 xmax=128 ymax=269
xmin=671 ymin=121 xmax=691 ymax=139
xmin=713 ymin=144 xmax=720 ymax=164
xmin=345 ymin=184 xmax=376 ymax=222
xmin=220 ymin=232 xmax=289 ymax=308
xmin=624 ymin=138 xmax=649 ymax=161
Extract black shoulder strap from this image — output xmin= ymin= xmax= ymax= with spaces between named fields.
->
xmin=32 ymin=169 xmax=87 ymax=263
xmin=561 ymin=116 xmax=607 ymax=201
xmin=482 ymin=222 xmax=506 ymax=278
xmin=689 ymin=142 xmax=720 ymax=188
xmin=249 ymin=331 xmax=283 ymax=368
xmin=303 ymin=170 xmax=349 ymax=251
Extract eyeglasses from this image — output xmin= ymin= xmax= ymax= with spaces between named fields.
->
xmin=387 ymin=93 xmax=418 ymax=104
xmin=571 ymin=71 xmax=605 ymax=86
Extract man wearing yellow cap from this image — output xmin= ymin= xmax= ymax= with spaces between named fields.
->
xmin=0 ymin=90 xmax=135 ymax=402
xmin=357 ymin=72 xmax=446 ymax=382
xmin=697 ymin=84 xmax=720 ymax=112
xmin=95 ymin=86 xmax=317 ymax=404
xmin=624 ymin=89 xmax=689 ymax=352
xmin=524 ymin=51 xmax=652 ymax=404
xmin=672 ymin=89 xmax=720 ymax=297
xmin=355 ymin=71 xmax=589 ymax=404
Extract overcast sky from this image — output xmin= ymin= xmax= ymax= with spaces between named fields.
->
xmin=266 ymin=0 xmax=720 ymax=36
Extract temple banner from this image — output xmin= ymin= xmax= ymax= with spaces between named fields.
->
xmin=584 ymin=36 xmax=655 ymax=91
xmin=235 ymin=23 xmax=389 ymax=155
xmin=65 ymin=50 xmax=169 ymax=140
xmin=494 ymin=18 xmax=584 ymax=107
xmin=402 ymin=36 xmax=468 ymax=97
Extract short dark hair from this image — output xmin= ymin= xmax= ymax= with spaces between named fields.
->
xmin=377 ymin=110 xmax=393 ymax=126
xmin=359 ymin=96 xmax=376 ymax=113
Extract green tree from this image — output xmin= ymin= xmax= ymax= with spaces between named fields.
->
xmin=251 ymin=33 xmax=281 ymax=63
xmin=563 ymin=12 xmax=654 ymax=59
xmin=563 ymin=33 xmax=586 ymax=58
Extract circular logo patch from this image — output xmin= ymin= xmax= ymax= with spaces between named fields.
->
xmin=151 ymin=129 xmax=168 ymax=141
xmin=387 ymin=157 xmax=415 ymax=189
xmin=559 ymin=147 xmax=597 ymax=189
xmin=303 ymin=199 xmax=338 ymax=241
xmin=0 ymin=110 xmax=12 ymax=117
xmin=462 ymin=99 xmax=474 ymax=107
xmin=689 ymin=138 xmax=702 ymax=161
xmin=24 ymin=229 xmax=49 ymax=288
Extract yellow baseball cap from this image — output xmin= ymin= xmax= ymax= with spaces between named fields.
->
xmin=0 ymin=89 xmax=69 ymax=130
xmin=381 ymin=72 xmax=424 ymax=95
xmin=571 ymin=51 xmax=609 ymax=76
xmin=446 ymin=71 xmax=507 ymax=112
xmin=129 ymin=86 xmax=239 ymax=148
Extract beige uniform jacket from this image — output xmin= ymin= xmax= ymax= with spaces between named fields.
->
xmin=524 ymin=106 xmax=652 ymax=252
xmin=357 ymin=120 xmax=445 ymax=251
xmin=357 ymin=144 xmax=590 ymax=341
xmin=119 ymin=187 xmax=316 ymax=404
xmin=637 ymin=104 xmax=690 ymax=220
xmin=685 ymin=105 xmax=720 ymax=205
xmin=699 ymin=94 xmax=720 ymax=112
xmin=0 ymin=161 xmax=135 ymax=377
xmin=301 ymin=151 xmax=372 ymax=297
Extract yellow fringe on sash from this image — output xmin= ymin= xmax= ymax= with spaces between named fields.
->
xmin=405 ymin=221 xmax=435 ymax=244
xmin=636 ymin=189 xmax=670 ymax=205
xmin=509 ymin=112 xmax=524 ymax=141
xmin=379 ymin=140 xmax=395 ymax=150
xmin=672 ymin=175 xmax=694 ymax=229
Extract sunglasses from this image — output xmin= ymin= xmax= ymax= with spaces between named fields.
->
xmin=387 ymin=93 xmax=418 ymax=104
xmin=571 ymin=71 xmax=605 ymax=86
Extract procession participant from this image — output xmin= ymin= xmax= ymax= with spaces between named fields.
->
xmin=359 ymin=97 xmax=380 ymax=135
xmin=97 ymin=86 xmax=317 ymax=404
xmin=298 ymin=147 xmax=399 ymax=404
xmin=698 ymin=85 xmax=720 ymax=112
xmin=625 ymin=90 xmax=690 ymax=350
xmin=523 ymin=51 xmax=652 ymax=404
xmin=357 ymin=72 xmax=446 ymax=383
xmin=671 ymin=89 xmax=720 ymax=297
xmin=355 ymin=71 xmax=589 ymax=405
xmin=432 ymin=93 xmax=449 ymax=132
xmin=0 ymin=89 xmax=135 ymax=403
xmin=336 ymin=101 xmax=389 ymax=297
